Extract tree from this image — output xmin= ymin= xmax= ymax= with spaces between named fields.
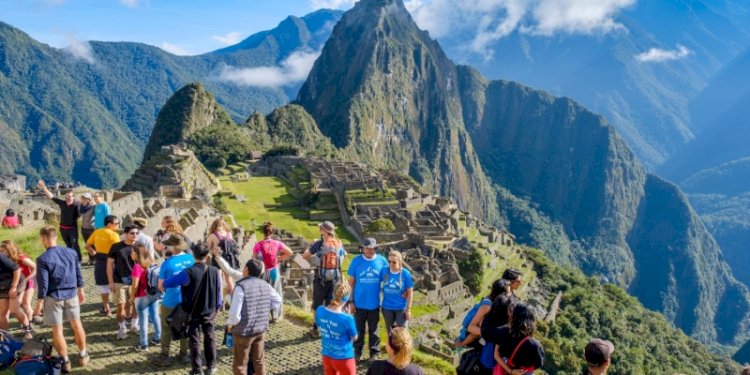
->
xmin=457 ymin=248 xmax=484 ymax=295
xmin=365 ymin=218 xmax=396 ymax=234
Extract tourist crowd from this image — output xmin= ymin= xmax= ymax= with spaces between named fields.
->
xmin=0 ymin=181 xmax=630 ymax=375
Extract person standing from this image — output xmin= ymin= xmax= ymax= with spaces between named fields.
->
xmin=207 ymin=218 xmax=238 ymax=308
xmin=38 ymin=181 xmax=81 ymax=262
xmin=348 ymin=238 xmax=388 ymax=361
xmin=164 ymin=244 xmax=222 ymax=375
xmin=316 ymin=282 xmax=357 ymax=375
xmin=0 ymin=247 xmax=30 ymax=337
xmin=380 ymin=250 xmax=413 ymax=335
xmin=36 ymin=226 xmax=89 ymax=373
xmin=108 ymin=225 xmax=139 ymax=339
xmin=302 ymin=221 xmax=346 ymax=338
xmin=227 ymin=258 xmax=282 ymax=375
xmin=79 ymin=194 xmax=95 ymax=265
xmin=93 ymin=192 xmax=111 ymax=230
xmin=367 ymin=327 xmax=425 ymax=375
xmin=488 ymin=304 xmax=544 ymax=374
xmin=85 ymin=215 xmax=121 ymax=317
xmin=584 ymin=339 xmax=614 ymax=375
xmin=154 ymin=234 xmax=195 ymax=368
xmin=128 ymin=217 xmax=156 ymax=260
xmin=0 ymin=240 xmax=36 ymax=336
xmin=130 ymin=243 xmax=161 ymax=352
xmin=252 ymin=222 xmax=293 ymax=320
xmin=501 ymin=269 xmax=522 ymax=300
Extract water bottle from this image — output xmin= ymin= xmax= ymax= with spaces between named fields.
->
xmin=225 ymin=330 xmax=233 ymax=348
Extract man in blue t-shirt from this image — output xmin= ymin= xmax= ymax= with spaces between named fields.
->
xmin=93 ymin=192 xmax=111 ymax=230
xmin=154 ymin=234 xmax=195 ymax=368
xmin=347 ymin=237 xmax=388 ymax=361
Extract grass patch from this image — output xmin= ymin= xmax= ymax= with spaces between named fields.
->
xmin=283 ymin=304 xmax=315 ymax=326
xmin=220 ymin=176 xmax=356 ymax=243
xmin=412 ymin=350 xmax=457 ymax=375
xmin=411 ymin=304 xmax=440 ymax=319
xmin=0 ymin=224 xmax=45 ymax=259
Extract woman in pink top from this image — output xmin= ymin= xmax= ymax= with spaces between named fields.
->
xmin=129 ymin=243 xmax=161 ymax=351
xmin=0 ymin=240 xmax=35 ymax=335
xmin=1 ymin=209 xmax=19 ymax=229
xmin=253 ymin=221 xmax=293 ymax=319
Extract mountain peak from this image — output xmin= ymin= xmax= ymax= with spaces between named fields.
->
xmin=142 ymin=83 xmax=233 ymax=162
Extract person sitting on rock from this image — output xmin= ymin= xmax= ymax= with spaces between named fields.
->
xmin=367 ymin=327 xmax=425 ymax=375
xmin=1 ymin=208 xmax=20 ymax=229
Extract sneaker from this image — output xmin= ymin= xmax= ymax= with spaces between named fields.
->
xmin=78 ymin=353 xmax=90 ymax=367
xmin=130 ymin=324 xmax=140 ymax=334
xmin=61 ymin=360 xmax=72 ymax=373
xmin=116 ymin=328 xmax=127 ymax=340
xmin=133 ymin=344 xmax=149 ymax=352
xmin=180 ymin=352 xmax=191 ymax=364
xmin=152 ymin=355 xmax=174 ymax=368
xmin=150 ymin=338 xmax=161 ymax=346
xmin=32 ymin=315 xmax=44 ymax=325
xmin=207 ymin=367 xmax=218 ymax=375
xmin=190 ymin=370 xmax=204 ymax=375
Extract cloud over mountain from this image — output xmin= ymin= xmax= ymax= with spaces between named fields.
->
xmin=216 ymin=49 xmax=320 ymax=88
xmin=63 ymin=35 xmax=96 ymax=64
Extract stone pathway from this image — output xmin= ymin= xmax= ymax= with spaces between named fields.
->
xmin=4 ymin=263 xmax=376 ymax=375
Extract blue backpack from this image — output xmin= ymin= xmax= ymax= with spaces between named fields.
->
xmin=0 ymin=330 xmax=23 ymax=370
xmin=13 ymin=357 xmax=53 ymax=375
xmin=458 ymin=298 xmax=492 ymax=342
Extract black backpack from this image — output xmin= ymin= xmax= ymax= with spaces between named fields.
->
xmin=215 ymin=232 xmax=240 ymax=270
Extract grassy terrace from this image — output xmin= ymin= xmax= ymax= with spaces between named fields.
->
xmin=219 ymin=175 xmax=355 ymax=243
xmin=0 ymin=223 xmax=47 ymax=259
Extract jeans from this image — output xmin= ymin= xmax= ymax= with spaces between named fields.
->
xmin=232 ymin=332 xmax=265 ymax=375
xmin=135 ymin=296 xmax=161 ymax=348
xmin=160 ymin=305 xmax=188 ymax=357
xmin=354 ymin=308 xmax=380 ymax=357
xmin=188 ymin=313 xmax=217 ymax=372
xmin=60 ymin=227 xmax=81 ymax=262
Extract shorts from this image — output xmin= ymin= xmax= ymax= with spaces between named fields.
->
xmin=94 ymin=254 xmax=109 ymax=286
xmin=0 ymin=276 xmax=27 ymax=299
xmin=312 ymin=278 xmax=335 ymax=310
xmin=112 ymin=283 xmax=131 ymax=305
xmin=43 ymin=296 xmax=80 ymax=326
xmin=25 ymin=277 xmax=35 ymax=290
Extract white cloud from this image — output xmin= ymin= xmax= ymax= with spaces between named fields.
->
xmin=120 ymin=0 xmax=139 ymax=7
xmin=309 ymin=0 xmax=356 ymax=9
xmin=212 ymin=32 xmax=244 ymax=46
xmin=405 ymin=0 xmax=635 ymax=58
xmin=635 ymin=44 xmax=691 ymax=63
xmin=160 ymin=42 xmax=190 ymax=56
xmin=63 ymin=35 xmax=96 ymax=64
xmin=216 ymin=49 xmax=320 ymax=88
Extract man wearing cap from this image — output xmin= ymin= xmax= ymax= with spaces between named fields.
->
xmin=347 ymin=237 xmax=388 ymax=361
xmin=38 ymin=180 xmax=82 ymax=262
xmin=79 ymin=193 xmax=95 ymax=265
xmin=302 ymin=221 xmax=346 ymax=338
xmin=121 ymin=217 xmax=156 ymax=260
xmin=584 ymin=338 xmax=614 ymax=375
xmin=154 ymin=233 xmax=195 ymax=367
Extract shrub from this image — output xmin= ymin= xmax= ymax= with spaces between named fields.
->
xmin=457 ymin=247 xmax=484 ymax=295
xmin=365 ymin=218 xmax=396 ymax=234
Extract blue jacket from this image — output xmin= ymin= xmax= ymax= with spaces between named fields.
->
xmin=37 ymin=246 xmax=83 ymax=301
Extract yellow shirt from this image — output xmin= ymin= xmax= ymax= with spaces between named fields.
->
xmin=87 ymin=228 xmax=120 ymax=255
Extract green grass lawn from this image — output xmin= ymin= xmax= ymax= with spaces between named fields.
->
xmin=0 ymin=224 xmax=46 ymax=259
xmin=220 ymin=176 xmax=356 ymax=244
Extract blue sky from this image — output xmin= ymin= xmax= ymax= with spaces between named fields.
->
xmin=0 ymin=0 xmax=334 ymax=55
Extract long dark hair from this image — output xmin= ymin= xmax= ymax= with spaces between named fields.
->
xmin=489 ymin=279 xmax=510 ymax=300
xmin=509 ymin=304 xmax=535 ymax=338
xmin=486 ymin=294 xmax=515 ymax=328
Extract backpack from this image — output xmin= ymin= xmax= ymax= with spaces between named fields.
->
xmin=458 ymin=298 xmax=492 ymax=343
xmin=315 ymin=237 xmax=342 ymax=282
xmin=216 ymin=232 xmax=240 ymax=270
xmin=18 ymin=338 xmax=52 ymax=359
xmin=146 ymin=264 xmax=163 ymax=298
xmin=14 ymin=338 xmax=54 ymax=375
xmin=0 ymin=330 xmax=23 ymax=370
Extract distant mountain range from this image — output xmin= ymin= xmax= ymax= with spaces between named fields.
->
xmin=0 ymin=9 xmax=342 ymax=187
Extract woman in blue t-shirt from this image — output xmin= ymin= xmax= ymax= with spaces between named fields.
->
xmin=316 ymin=282 xmax=358 ymax=375
xmin=380 ymin=250 xmax=414 ymax=335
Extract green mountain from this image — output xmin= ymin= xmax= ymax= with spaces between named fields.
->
xmin=0 ymin=10 xmax=342 ymax=187
xmin=134 ymin=83 xmax=742 ymax=373
xmin=294 ymin=0 xmax=750 ymax=345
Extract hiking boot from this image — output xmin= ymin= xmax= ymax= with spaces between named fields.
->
xmin=22 ymin=325 xmax=34 ymax=340
xmin=180 ymin=352 xmax=191 ymax=364
xmin=78 ymin=353 xmax=90 ymax=367
xmin=152 ymin=354 xmax=174 ymax=368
